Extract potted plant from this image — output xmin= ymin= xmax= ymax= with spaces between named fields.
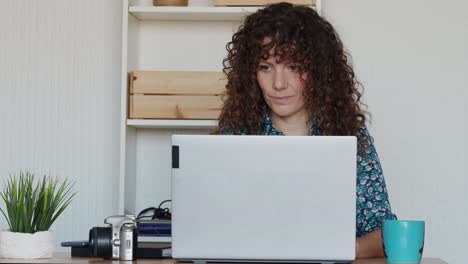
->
xmin=0 ymin=171 xmax=76 ymax=259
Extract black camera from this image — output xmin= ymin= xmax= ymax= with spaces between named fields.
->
xmin=88 ymin=215 xmax=137 ymax=260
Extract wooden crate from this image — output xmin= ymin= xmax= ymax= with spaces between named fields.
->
xmin=129 ymin=71 xmax=226 ymax=119
xmin=213 ymin=0 xmax=314 ymax=6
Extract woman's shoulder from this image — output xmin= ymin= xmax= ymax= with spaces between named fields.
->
xmin=355 ymin=126 xmax=378 ymax=157
xmin=357 ymin=126 xmax=373 ymax=140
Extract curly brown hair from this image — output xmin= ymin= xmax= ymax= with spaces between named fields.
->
xmin=214 ymin=2 xmax=367 ymax=136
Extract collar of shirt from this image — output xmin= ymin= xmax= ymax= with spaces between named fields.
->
xmin=261 ymin=109 xmax=318 ymax=136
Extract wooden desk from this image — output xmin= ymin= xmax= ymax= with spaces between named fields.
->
xmin=0 ymin=254 xmax=448 ymax=264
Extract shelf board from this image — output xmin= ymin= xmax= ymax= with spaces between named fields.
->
xmin=127 ymin=119 xmax=218 ymax=129
xmin=128 ymin=6 xmax=261 ymax=21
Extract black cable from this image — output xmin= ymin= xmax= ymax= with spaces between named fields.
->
xmin=136 ymin=207 xmax=157 ymax=220
xmin=137 ymin=200 xmax=172 ymax=220
xmin=158 ymin=199 xmax=171 ymax=209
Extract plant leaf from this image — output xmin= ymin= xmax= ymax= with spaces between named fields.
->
xmin=0 ymin=171 xmax=76 ymax=233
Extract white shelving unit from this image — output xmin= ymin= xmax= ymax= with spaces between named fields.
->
xmin=119 ymin=0 xmax=321 ymax=215
xmin=129 ymin=6 xmax=261 ymax=21
xmin=127 ymin=119 xmax=218 ymax=129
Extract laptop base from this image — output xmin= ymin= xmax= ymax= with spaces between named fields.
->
xmin=178 ymin=258 xmax=352 ymax=264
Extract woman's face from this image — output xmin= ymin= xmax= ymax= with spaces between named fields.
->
xmin=256 ymin=54 xmax=308 ymax=122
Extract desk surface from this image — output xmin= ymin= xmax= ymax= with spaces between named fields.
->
xmin=0 ymin=254 xmax=448 ymax=264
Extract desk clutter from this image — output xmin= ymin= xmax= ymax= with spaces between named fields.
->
xmin=69 ymin=242 xmax=171 ymax=259
xmin=62 ymin=215 xmax=171 ymax=260
xmin=138 ymin=218 xmax=171 ymax=243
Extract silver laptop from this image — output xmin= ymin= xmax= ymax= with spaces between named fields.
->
xmin=171 ymin=135 xmax=356 ymax=263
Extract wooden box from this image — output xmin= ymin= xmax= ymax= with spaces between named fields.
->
xmin=213 ymin=0 xmax=315 ymax=6
xmin=128 ymin=71 xmax=226 ymax=119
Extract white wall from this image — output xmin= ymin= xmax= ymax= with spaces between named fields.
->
xmin=323 ymin=1 xmax=468 ymax=264
xmin=0 ymin=0 xmax=122 ymax=251
xmin=0 ymin=0 xmax=466 ymax=263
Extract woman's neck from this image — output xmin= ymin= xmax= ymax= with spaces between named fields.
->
xmin=271 ymin=111 xmax=311 ymax=136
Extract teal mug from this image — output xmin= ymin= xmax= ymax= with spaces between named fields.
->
xmin=382 ymin=220 xmax=425 ymax=264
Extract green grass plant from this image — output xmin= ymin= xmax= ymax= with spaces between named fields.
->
xmin=0 ymin=171 xmax=76 ymax=233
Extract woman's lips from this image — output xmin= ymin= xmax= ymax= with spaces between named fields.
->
xmin=270 ymin=96 xmax=291 ymax=104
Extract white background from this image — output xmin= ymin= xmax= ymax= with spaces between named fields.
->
xmin=323 ymin=2 xmax=468 ymax=263
xmin=0 ymin=1 xmax=467 ymax=263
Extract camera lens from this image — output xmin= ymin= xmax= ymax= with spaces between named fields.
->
xmin=89 ymin=227 xmax=112 ymax=258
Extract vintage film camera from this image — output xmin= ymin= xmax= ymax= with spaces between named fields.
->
xmin=88 ymin=215 xmax=137 ymax=260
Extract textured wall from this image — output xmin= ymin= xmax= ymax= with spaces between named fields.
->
xmin=0 ymin=0 xmax=122 ymax=250
xmin=323 ymin=1 xmax=468 ymax=264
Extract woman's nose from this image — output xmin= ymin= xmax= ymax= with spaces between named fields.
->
xmin=273 ymin=70 xmax=287 ymax=90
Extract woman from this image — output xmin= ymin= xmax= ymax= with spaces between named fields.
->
xmin=214 ymin=2 xmax=397 ymax=259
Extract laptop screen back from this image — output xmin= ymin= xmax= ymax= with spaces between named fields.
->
xmin=171 ymin=135 xmax=356 ymax=263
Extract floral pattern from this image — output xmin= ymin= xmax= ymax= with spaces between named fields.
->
xmin=223 ymin=112 xmax=397 ymax=237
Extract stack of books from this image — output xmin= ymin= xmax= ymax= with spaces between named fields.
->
xmin=137 ymin=218 xmax=171 ymax=243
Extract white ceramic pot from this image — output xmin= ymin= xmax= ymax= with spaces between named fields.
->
xmin=0 ymin=230 xmax=54 ymax=258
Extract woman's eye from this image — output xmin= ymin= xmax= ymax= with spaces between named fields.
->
xmin=258 ymin=64 xmax=271 ymax=71
xmin=289 ymin=64 xmax=300 ymax=72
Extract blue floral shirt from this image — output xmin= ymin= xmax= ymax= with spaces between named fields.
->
xmin=223 ymin=112 xmax=397 ymax=237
